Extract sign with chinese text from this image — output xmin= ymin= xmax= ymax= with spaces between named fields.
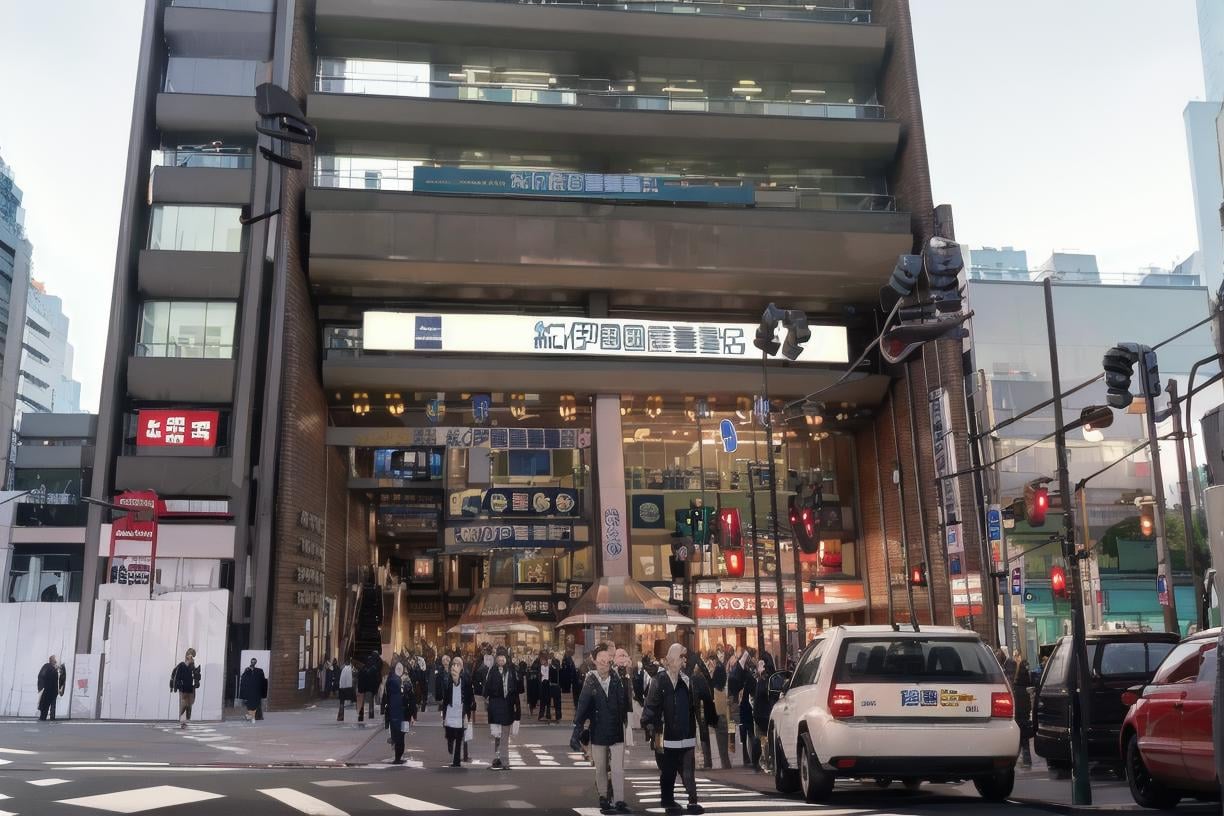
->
xmin=414 ymin=166 xmax=755 ymax=206
xmin=987 ymin=504 xmax=1004 ymax=569
xmin=137 ymin=410 xmax=219 ymax=448
xmin=445 ymin=521 xmax=579 ymax=550
xmin=357 ymin=426 xmax=591 ymax=451
xmin=1157 ymin=574 xmax=1170 ymax=607
xmin=364 ymin=312 xmax=849 ymax=365
xmin=520 ymin=598 xmax=554 ymax=621
xmin=110 ymin=556 xmax=151 ymax=586
xmin=1011 ymin=566 xmax=1023 ymax=596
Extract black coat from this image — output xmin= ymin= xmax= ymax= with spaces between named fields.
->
xmin=752 ymin=672 xmax=773 ymax=729
xmin=358 ymin=657 xmax=382 ymax=694
xmin=387 ymin=673 xmax=418 ymax=731
xmin=711 ymin=663 xmax=727 ymax=692
xmin=641 ymin=671 xmax=698 ymax=746
xmin=170 ymin=661 xmax=201 ymax=694
xmin=526 ymin=660 xmax=542 ymax=705
xmin=439 ymin=674 xmax=476 ymax=721
xmin=37 ymin=663 xmax=58 ymax=697
xmin=691 ymin=669 xmax=717 ymax=725
xmin=538 ymin=658 xmax=561 ymax=689
xmin=239 ymin=667 xmax=266 ymax=708
xmin=473 ymin=660 xmax=492 ymax=696
xmin=572 ymin=671 xmax=628 ymax=746
xmin=560 ymin=655 xmax=577 ymax=693
xmin=484 ymin=665 xmax=522 ymax=726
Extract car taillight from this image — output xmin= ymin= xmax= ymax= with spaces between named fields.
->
xmin=991 ymin=691 xmax=1014 ymax=719
xmin=828 ymin=686 xmax=855 ymax=719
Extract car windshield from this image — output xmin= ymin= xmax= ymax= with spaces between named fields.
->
xmin=835 ymin=637 xmax=1005 ymax=684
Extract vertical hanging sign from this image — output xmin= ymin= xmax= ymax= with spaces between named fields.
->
xmin=929 ymin=387 xmax=963 ymax=545
xmin=594 ymin=395 xmax=629 ymax=577
xmin=109 ymin=490 xmax=161 ymax=598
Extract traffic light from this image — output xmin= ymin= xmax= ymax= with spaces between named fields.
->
xmin=880 ymin=254 xmax=922 ymax=311
xmin=923 ymin=237 xmax=964 ymax=313
xmin=1103 ymin=343 xmax=1161 ymax=409
xmin=787 ymin=495 xmax=818 ymax=554
xmin=724 ymin=547 xmax=745 ymax=578
xmin=1050 ymin=566 xmax=1069 ymax=600
xmin=1139 ymin=503 xmax=1155 ymax=537
xmin=909 ymin=562 xmax=928 ymax=587
xmin=753 ymin=304 xmax=811 ymax=361
xmin=1024 ymin=483 xmax=1050 ymax=527
xmin=718 ymin=508 xmax=741 ymax=550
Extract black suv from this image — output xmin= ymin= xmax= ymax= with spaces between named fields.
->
xmin=1033 ymin=630 xmax=1180 ymax=769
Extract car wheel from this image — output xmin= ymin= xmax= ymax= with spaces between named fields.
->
xmin=798 ymin=741 xmax=833 ymax=804
xmin=974 ymin=768 xmax=1015 ymax=802
xmin=1125 ymin=735 xmax=1181 ymax=810
xmin=773 ymin=739 xmax=799 ymax=794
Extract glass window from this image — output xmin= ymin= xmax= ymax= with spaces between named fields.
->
xmin=1146 ymin=642 xmax=1176 ymax=672
xmin=135 ymin=301 xmax=236 ymax=358
xmin=1151 ymin=641 xmax=1204 ymax=685
xmin=790 ymin=638 xmax=826 ymax=688
xmin=165 ymin=57 xmax=263 ymax=96
xmin=149 ymin=205 xmax=242 ymax=252
xmin=1099 ymin=642 xmax=1148 ymax=677
xmin=836 ymin=638 xmax=1004 ymax=683
xmin=1041 ymin=641 xmax=1071 ymax=690
xmin=1198 ymin=645 xmax=1217 ymax=687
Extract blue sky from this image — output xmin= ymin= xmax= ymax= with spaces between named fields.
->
xmin=0 ymin=1 xmax=1209 ymax=412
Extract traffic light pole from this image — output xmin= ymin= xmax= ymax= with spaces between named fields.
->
xmin=761 ymin=355 xmax=805 ymax=663
xmin=744 ymin=456 xmax=767 ymax=657
xmin=1166 ymin=379 xmax=1203 ymax=630
xmin=1139 ymin=364 xmax=1180 ymax=634
xmin=1043 ymin=280 xmax=1093 ymax=806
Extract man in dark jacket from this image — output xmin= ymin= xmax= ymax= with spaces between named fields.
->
xmin=387 ymin=662 xmax=417 ymax=764
xmin=473 ymin=646 xmax=494 ymax=697
xmin=357 ymin=651 xmax=382 ymax=725
xmin=170 ymin=648 xmax=201 ymax=729
xmin=642 ymin=643 xmax=703 ymax=815
xmin=36 ymin=655 xmax=60 ymax=721
xmin=526 ymin=653 xmax=541 ymax=712
xmin=239 ymin=657 xmax=267 ymax=724
xmin=727 ymin=648 xmax=756 ymax=766
xmin=484 ymin=646 xmax=521 ymax=770
xmin=537 ymin=649 xmax=561 ymax=722
xmin=690 ymin=656 xmax=716 ymax=769
xmin=750 ymin=660 xmax=774 ymax=769
xmin=440 ymin=656 xmax=476 ymax=768
xmin=571 ymin=643 xmax=628 ymax=814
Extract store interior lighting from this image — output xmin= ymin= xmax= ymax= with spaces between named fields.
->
xmin=385 ymin=392 xmax=405 ymax=416
xmin=351 ymin=392 xmax=370 ymax=415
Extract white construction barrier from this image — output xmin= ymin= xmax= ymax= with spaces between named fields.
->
xmin=93 ymin=590 xmax=229 ymax=721
xmin=0 ymin=603 xmax=79 ymax=718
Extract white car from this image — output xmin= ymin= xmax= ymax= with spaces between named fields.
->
xmin=767 ymin=625 xmax=1020 ymax=803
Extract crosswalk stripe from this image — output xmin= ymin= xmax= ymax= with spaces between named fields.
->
xmin=637 ymin=794 xmax=762 ymax=802
xmin=372 ymin=794 xmax=455 ymax=811
xmin=28 ymin=778 xmax=71 ymax=786
xmin=58 ymin=785 xmax=225 ymax=811
xmin=46 ymin=761 xmax=170 ymax=766
xmin=640 ymin=803 xmax=806 ymax=812
xmin=260 ymin=788 xmax=348 ymax=816
xmin=0 ymin=748 xmax=36 ymax=755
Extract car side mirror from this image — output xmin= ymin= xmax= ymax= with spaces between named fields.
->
xmin=768 ymin=671 xmax=792 ymax=699
xmin=1120 ymin=684 xmax=1143 ymax=707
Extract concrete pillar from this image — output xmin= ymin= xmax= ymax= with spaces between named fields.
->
xmin=593 ymin=395 xmax=629 ymax=579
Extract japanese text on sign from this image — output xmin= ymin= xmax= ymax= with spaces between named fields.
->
xmin=137 ymin=410 xmax=219 ymax=448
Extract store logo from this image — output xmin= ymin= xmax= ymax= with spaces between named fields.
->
xmin=415 ymin=315 xmax=443 ymax=350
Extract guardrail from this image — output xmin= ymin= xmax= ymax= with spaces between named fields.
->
xmin=314 ymin=74 xmax=885 ymax=120
xmin=472 ymin=0 xmax=872 ymax=23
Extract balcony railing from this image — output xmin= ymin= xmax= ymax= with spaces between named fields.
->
xmin=170 ymin=0 xmax=275 ymax=9
xmin=153 ymin=149 xmax=254 ymax=170
xmin=314 ymin=75 xmax=885 ymax=121
xmin=313 ymin=163 xmax=895 ymax=212
xmin=472 ymin=0 xmax=872 ymax=23
xmin=135 ymin=343 xmax=235 ymax=359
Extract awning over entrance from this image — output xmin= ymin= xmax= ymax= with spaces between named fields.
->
xmin=557 ymin=576 xmax=694 ymax=627
xmin=448 ymin=587 xmax=541 ymax=635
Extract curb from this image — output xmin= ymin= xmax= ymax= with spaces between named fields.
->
xmin=1012 ymin=799 xmax=1220 ymax=815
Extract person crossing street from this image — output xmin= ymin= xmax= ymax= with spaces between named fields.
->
xmin=36 ymin=655 xmax=62 ymax=722
xmin=484 ymin=646 xmax=521 ymax=770
xmin=641 ymin=643 xmax=703 ymax=816
xmin=440 ymin=656 xmax=475 ymax=768
xmin=571 ymin=643 xmax=629 ymax=814
xmin=169 ymin=648 xmax=201 ymax=729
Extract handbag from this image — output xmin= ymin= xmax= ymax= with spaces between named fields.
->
xmin=464 ymin=722 xmax=473 ymax=743
xmin=511 ymin=720 xmax=520 ymax=736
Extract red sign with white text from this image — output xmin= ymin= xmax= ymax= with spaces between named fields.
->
xmin=137 ymin=410 xmax=219 ymax=448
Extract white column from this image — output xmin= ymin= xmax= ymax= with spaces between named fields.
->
xmin=593 ymin=395 xmax=629 ymax=579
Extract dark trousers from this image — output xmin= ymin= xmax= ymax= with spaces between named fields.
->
xmin=738 ymin=716 xmax=755 ymax=766
xmin=392 ymin=726 xmax=405 ymax=761
xmin=696 ymin=719 xmax=712 ymax=769
xmin=37 ymin=690 xmax=56 ymax=721
xmin=539 ymin=686 xmax=561 ymax=720
xmin=572 ymin=686 xmax=582 ymax=710
xmin=445 ymin=725 xmax=464 ymax=766
xmin=659 ymin=747 xmax=698 ymax=806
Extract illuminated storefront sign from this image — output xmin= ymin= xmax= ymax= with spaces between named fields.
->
xmin=137 ymin=410 xmax=219 ymax=448
xmin=364 ymin=312 xmax=849 ymax=365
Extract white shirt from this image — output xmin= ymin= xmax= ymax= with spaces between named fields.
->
xmin=445 ymin=681 xmax=465 ymax=729
xmin=339 ymin=665 xmax=353 ymax=689
xmin=541 ymin=665 xmax=549 ymax=681
xmin=597 ymin=673 xmax=611 ymax=696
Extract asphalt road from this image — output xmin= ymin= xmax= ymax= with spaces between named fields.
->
xmin=0 ymin=716 xmax=1212 ymax=815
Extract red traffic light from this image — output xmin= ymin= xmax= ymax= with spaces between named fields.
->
xmin=1025 ymin=484 xmax=1049 ymax=527
xmin=1050 ymin=565 xmax=1068 ymax=599
xmin=718 ymin=508 xmax=741 ymax=550
xmin=909 ymin=563 xmax=928 ymax=587
xmin=1138 ymin=504 xmax=1154 ymax=537
xmin=724 ymin=548 xmax=745 ymax=578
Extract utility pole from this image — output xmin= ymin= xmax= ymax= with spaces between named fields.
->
xmin=1166 ymin=379 xmax=1202 ymax=630
xmin=743 ymin=455 xmax=767 ymax=657
xmin=1043 ymin=280 xmax=1093 ymax=806
xmin=1139 ymin=360 xmax=1180 ymax=634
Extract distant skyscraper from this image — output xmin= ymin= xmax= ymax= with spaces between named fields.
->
xmin=1184 ymin=0 xmax=1224 ymax=297
xmin=966 ymin=246 xmax=1030 ymax=281
xmin=0 ymin=153 xmax=32 ymax=485
xmin=18 ymin=280 xmax=82 ymax=418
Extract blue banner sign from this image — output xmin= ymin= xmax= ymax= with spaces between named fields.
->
xmin=415 ymin=166 xmax=754 ymax=206
xmin=482 ymin=487 xmax=580 ymax=517
xmin=445 ymin=522 xmax=578 ymax=549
